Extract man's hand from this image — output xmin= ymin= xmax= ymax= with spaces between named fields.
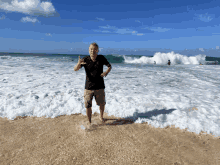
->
xmin=101 ymin=66 xmax=111 ymax=77
xmin=100 ymin=72 xmax=107 ymax=77
xmin=78 ymin=56 xmax=86 ymax=65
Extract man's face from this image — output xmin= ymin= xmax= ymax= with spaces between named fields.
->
xmin=89 ymin=45 xmax=98 ymax=59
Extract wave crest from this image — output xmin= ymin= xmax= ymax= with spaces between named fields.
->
xmin=124 ymin=52 xmax=206 ymax=65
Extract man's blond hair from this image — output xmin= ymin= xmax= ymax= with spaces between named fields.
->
xmin=90 ymin=42 xmax=99 ymax=50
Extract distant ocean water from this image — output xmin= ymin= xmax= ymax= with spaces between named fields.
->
xmin=0 ymin=51 xmax=219 ymax=64
xmin=0 ymin=52 xmax=220 ymax=137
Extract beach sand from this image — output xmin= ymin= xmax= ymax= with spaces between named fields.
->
xmin=0 ymin=112 xmax=220 ymax=165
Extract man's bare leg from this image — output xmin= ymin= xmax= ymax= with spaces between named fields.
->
xmin=99 ymin=104 xmax=105 ymax=122
xmin=86 ymin=107 xmax=92 ymax=124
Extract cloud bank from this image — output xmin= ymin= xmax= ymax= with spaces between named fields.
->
xmin=0 ymin=0 xmax=56 ymax=15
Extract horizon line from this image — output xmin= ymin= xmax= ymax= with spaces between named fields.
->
xmin=0 ymin=51 xmax=214 ymax=58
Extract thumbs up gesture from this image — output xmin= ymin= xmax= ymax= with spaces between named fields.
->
xmin=78 ymin=56 xmax=86 ymax=65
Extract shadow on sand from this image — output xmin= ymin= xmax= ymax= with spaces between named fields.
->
xmin=98 ymin=108 xmax=176 ymax=126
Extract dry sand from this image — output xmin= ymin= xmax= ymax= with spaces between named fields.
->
xmin=0 ymin=112 xmax=220 ymax=165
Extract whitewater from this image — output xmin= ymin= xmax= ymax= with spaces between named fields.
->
xmin=0 ymin=52 xmax=220 ymax=137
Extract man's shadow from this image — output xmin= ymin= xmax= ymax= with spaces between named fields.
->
xmin=99 ymin=108 xmax=176 ymax=126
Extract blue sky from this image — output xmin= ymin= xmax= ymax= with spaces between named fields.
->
xmin=0 ymin=0 xmax=220 ymax=57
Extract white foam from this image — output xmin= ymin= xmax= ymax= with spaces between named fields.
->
xmin=0 ymin=55 xmax=220 ymax=137
xmin=124 ymin=52 xmax=206 ymax=65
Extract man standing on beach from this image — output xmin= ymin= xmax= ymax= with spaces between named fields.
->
xmin=74 ymin=43 xmax=112 ymax=125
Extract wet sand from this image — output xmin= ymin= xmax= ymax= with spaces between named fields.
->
xmin=0 ymin=112 xmax=220 ymax=165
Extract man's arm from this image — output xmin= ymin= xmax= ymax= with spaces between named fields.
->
xmin=100 ymin=55 xmax=112 ymax=77
xmin=105 ymin=66 xmax=111 ymax=75
xmin=101 ymin=65 xmax=112 ymax=77
xmin=74 ymin=63 xmax=82 ymax=71
xmin=74 ymin=56 xmax=86 ymax=71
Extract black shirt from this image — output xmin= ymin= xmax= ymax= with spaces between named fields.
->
xmin=81 ymin=55 xmax=111 ymax=90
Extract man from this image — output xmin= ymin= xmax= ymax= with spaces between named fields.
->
xmin=168 ymin=60 xmax=171 ymax=65
xmin=74 ymin=43 xmax=112 ymax=125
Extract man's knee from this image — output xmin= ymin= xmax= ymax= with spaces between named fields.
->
xmin=99 ymin=103 xmax=106 ymax=107
xmin=84 ymin=98 xmax=92 ymax=108
xmin=85 ymin=104 xmax=92 ymax=108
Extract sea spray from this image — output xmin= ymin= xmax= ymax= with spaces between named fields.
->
xmin=123 ymin=52 xmax=206 ymax=65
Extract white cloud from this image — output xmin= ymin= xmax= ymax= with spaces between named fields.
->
xmin=21 ymin=16 xmax=39 ymax=23
xmin=199 ymin=48 xmax=204 ymax=52
xmin=96 ymin=17 xmax=105 ymax=21
xmin=131 ymin=31 xmax=144 ymax=36
xmin=0 ymin=0 xmax=56 ymax=15
xmin=150 ymin=27 xmax=170 ymax=32
xmin=116 ymin=28 xmax=135 ymax=34
xmin=216 ymin=46 xmax=219 ymax=50
xmin=137 ymin=33 xmax=144 ymax=36
xmin=115 ymin=29 xmax=145 ymax=36
xmin=100 ymin=30 xmax=110 ymax=33
xmin=99 ymin=25 xmax=117 ymax=30
xmin=142 ymin=26 xmax=170 ymax=32
xmin=45 ymin=33 xmax=52 ymax=37
xmin=97 ymin=25 xmax=144 ymax=36
xmin=93 ymin=29 xmax=111 ymax=33
xmin=197 ymin=13 xmax=213 ymax=22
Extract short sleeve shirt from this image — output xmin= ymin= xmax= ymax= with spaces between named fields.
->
xmin=81 ymin=55 xmax=111 ymax=90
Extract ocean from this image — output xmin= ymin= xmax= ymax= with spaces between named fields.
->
xmin=0 ymin=52 xmax=220 ymax=137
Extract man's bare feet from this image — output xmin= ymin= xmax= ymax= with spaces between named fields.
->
xmin=99 ymin=116 xmax=105 ymax=123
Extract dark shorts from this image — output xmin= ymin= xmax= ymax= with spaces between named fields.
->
xmin=83 ymin=89 xmax=106 ymax=108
